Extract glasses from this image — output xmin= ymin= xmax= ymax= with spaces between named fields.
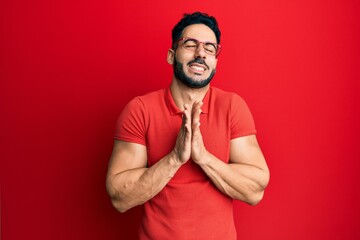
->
xmin=176 ymin=37 xmax=222 ymax=56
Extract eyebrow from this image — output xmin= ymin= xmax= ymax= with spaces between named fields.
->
xmin=182 ymin=37 xmax=217 ymax=43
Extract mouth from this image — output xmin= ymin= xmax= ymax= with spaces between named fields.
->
xmin=188 ymin=63 xmax=207 ymax=74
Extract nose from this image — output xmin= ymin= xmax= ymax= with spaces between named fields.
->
xmin=194 ymin=43 xmax=206 ymax=59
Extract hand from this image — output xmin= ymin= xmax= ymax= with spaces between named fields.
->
xmin=172 ymin=104 xmax=192 ymax=164
xmin=190 ymin=101 xmax=208 ymax=164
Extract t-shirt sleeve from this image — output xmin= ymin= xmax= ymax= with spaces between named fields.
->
xmin=114 ymin=97 xmax=147 ymax=145
xmin=230 ymin=94 xmax=257 ymax=139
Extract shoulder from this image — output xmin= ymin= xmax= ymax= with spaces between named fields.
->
xmin=210 ymin=86 xmax=247 ymax=106
xmin=138 ymin=89 xmax=165 ymax=102
xmin=210 ymin=87 xmax=256 ymax=137
xmin=126 ymin=89 xmax=165 ymax=109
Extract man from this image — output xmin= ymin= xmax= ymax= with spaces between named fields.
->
xmin=106 ymin=12 xmax=270 ymax=240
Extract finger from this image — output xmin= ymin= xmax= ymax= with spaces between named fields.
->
xmin=192 ymin=122 xmax=200 ymax=135
xmin=192 ymin=101 xmax=203 ymax=127
xmin=192 ymin=101 xmax=203 ymax=116
xmin=182 ymin=104 xmax=189 ymax=122
xmin=181 ymin=105 xmax=192 ymax=139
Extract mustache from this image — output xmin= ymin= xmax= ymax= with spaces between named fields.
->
xmin=187 ymin=58 xmax=209 ymax=70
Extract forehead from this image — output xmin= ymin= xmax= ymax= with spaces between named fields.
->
xmin=181 ymin=24 xmax=217 ymax=42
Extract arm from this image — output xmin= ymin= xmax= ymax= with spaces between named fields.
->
xmin=106 ymin=105 xmax=193 ymax=212
xmin=194 ymin=135 xmax=269 ymax=205
xmin=191 ymin=101 xmax=269 ymax=205
xmin=106 ymin=141 xmax=181 ymax=212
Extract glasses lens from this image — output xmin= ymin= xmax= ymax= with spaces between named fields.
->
xmin=183 ymin=39 xmax=198 ymax=51
xmin=180 ymin=38 xmax=219 ymax=56
xmin=204 ymin=43 xmax=217 ymax=55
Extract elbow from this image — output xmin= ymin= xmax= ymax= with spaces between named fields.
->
xmin=246 ymin=190 xmax=265 ymax=206
xmin=248 ymin=168 xmax=270 ymax=205
xmin=110 ymin=198 xmax=130 ymax=213
xmin=243 ymin=174 xmax=270 ymax=206
xmin=106 ymin=178 xmax=130 ymax=213
xmin=106 ymin=179 xmax=146 ymax=213
xmin=233 ymin=188 xmax=265 ymax=206
xmin=110 ymin=195 xmax=147 ymax=213
xmin=107 ymin=192 xmax=132 ymax=213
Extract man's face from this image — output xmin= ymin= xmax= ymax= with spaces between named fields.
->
xmin=170 ymin=24 xmax=218 ymax=88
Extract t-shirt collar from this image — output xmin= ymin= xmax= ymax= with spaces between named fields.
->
xmin=165 ymin=87 xmax=210 ymax=115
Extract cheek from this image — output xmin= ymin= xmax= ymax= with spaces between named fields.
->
xmin=208 ymin=59 xmax=217 ymax=69
xmin=175 ymin=54 xmax=188 ymax=65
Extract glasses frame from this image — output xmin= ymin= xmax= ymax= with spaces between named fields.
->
xmin=176 ymin=37 xmax=222 ymax=57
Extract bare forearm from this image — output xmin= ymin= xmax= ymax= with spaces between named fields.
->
xmin=106 ymin=152 xmax=181 ymax=212
xmin=198 ymin=153 xmax=269 ymax=205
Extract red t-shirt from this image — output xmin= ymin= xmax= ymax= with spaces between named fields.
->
xmin=115 ymin=86 xmax=256 ymax=240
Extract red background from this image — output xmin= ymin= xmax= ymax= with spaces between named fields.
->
xmin=1 ymin=1 xmax=359 ymax=239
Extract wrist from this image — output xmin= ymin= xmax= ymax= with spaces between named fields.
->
xmin=168 ymin=150 xmax=183 ymax=167
xmin=194 ymin=150 xmax=211 ymax=166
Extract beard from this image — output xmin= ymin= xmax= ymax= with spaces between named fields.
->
xmin=173 ymin=57 xmax=216 ymax=89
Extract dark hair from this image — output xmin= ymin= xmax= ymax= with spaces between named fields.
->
xmin=171 ymin=12 xmax=221 ymax=49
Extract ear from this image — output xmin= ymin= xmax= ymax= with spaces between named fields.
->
xmin=214 ymin=57 xmax=218 ymax=68
xmin=167 ymin=49 xmax=175 ymax=65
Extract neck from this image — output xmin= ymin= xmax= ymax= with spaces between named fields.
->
xmin=170 ymin=77 xmax=210 ymax=110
